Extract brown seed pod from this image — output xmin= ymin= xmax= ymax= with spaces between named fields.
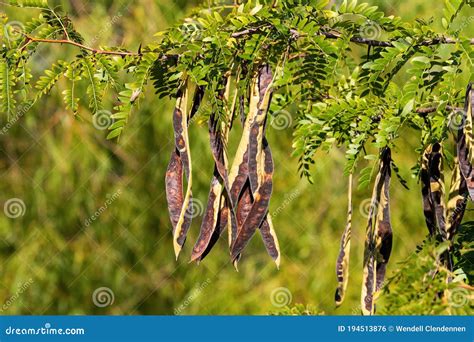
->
xmin=231 ymin=139 xmax=274 ymax=261
xmin=456 ymin=83 xmax=474 ymax=200
xmin=335 ymin=173 xmax=352 ymax=307
xmin=361 ymin=147 xmax=392 ymax=316
xmin=446 ymin=157 xmax=468 ymax=241
xmin=165 ymin=81 xmax=200 ymax=259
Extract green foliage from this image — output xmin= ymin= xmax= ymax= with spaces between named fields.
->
xmin=379 ymin=222 xmax=474 ymax=315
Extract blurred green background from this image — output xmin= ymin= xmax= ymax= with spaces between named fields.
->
xmin=0 ymin=0 xmax=472 ymax=315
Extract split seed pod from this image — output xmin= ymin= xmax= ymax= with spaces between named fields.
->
xmin=361 ymin=148 xmax=392 ymax=316
xmin=456 ymin=83 xmax=474 ymax=200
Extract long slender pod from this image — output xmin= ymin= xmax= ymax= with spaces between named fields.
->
xmin=335 ymin=173 xmax=353 ymax=306
xmin=361 ymin=148 xmax=392 ymax=315
xmin=457 ymin=83 xmax=474 ymax=200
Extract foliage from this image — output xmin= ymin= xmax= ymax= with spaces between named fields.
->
xmin=380 ymin=222 xmax=474 ymax=315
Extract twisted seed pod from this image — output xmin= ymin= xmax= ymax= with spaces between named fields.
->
xmin=361 ymin=148 xmax=392 ymax=316
xmin=457 ymin=83 xmax=474 ymax=200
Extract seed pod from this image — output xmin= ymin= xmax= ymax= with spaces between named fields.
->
xmin=421 ymin=145 xmax=437 ymax=236
xmin=335 ymin=173 xmax=353 ymax=307
xmin=191 ymin=76 xmax=239 ymax=262
xmin=456 ymin=83 xmax=474 ymax=200
xmin=446 ymin=157 xmax=468 ymax=241
xmin=165 ymin=81 xmax=196 ymax=259
xmin=166 ymin=150 xmax=191 ymax=240
xmin=231 ymin=139 xmax=273 ymax=261
xmin=191 ymin=167 xmax=223 ymax=262
xmin=227 ymin=65 xmax=279 ymax=266
xmin=361 ymin=148 xmax=392 ymax=316
xmin=248 ymin=65 xmax=273 ymax=194
xmin=259 ymin=215 xmax=281 ymax=267
xmin=421 ymin=143 xmax=448 ymax=240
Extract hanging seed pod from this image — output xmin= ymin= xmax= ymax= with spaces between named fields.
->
xmin=259 ymin=215 xmax=280 ymax=266
xmin=420 ymin=143 xmax=453 ymax=270
xmin=361 ymin=148 xmax=392 ymax=316
xmin=227 ymin=65 xmax=280 ymax=267
xmin=446 ymin=157 xmax=468 ymax=241
xmin=421 ymin=143 xmax=449 ymax=240
xmin=335 ymin=173 xmax=353 ymax=307
xmin=191 ymin=75 xmax=240 ymax=262
xmin=165 ymin=81 xmax=200 ymax=259
xmin=457 ymin=83 xmax=474 ymax=200
xmin=231 ymin=139 xmax=274 ymax=261
xmin=421 ymin=145 xmax=437 ymax=236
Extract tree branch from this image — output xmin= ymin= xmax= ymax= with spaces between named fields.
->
xmin=20 ymin=34 xmax=140 ymax=57
xmin=231 ymin=26 xmax=474 ymax=46
xmin=416 ymin=105 xmax=462 ymax=115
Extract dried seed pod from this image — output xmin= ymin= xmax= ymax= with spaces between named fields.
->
xmin=259 ymin=215 xmax=280 ymax=267
xmin=361 ymin=148 xmax=392 ymax=316
xmin=456 ymin=83 xmax=474 ymax=200
xmin=165 ymin=82 xmax=196 ymax=259
xmin=335 ymin=173 xmax=353 ymax=307
xmin=191 ymin=168 xmax=223 ymax=262
xmin=421 ymin=145 xmax=437 ymax=236
xmin=226 ymin=65 xmax=279 ymax=266
xmin=191 ymin=76 xmax=239 ymax=262
xmin=231 ymin=139 xmax=273 ymax=261
xmin=446 ymin=157 xmax=468 ymax=241
xmin=421 ymin=143 xmax=448 ymax=240
xmin=248 ymin=65 xmax=273 ymax=194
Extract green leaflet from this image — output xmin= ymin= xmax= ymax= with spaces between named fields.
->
xmin=361 ymin=148 xmax=392 ymax=316
xmin=456 ymin=83 xmax=474 ymax=201
xmin=335 ymin=173 xmax=352 ymax=307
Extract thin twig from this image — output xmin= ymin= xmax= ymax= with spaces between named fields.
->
xmin=415 ymin=105 xmax=461 ymax=115
xmin=20 ymin=34 xmax=140 ymax=57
